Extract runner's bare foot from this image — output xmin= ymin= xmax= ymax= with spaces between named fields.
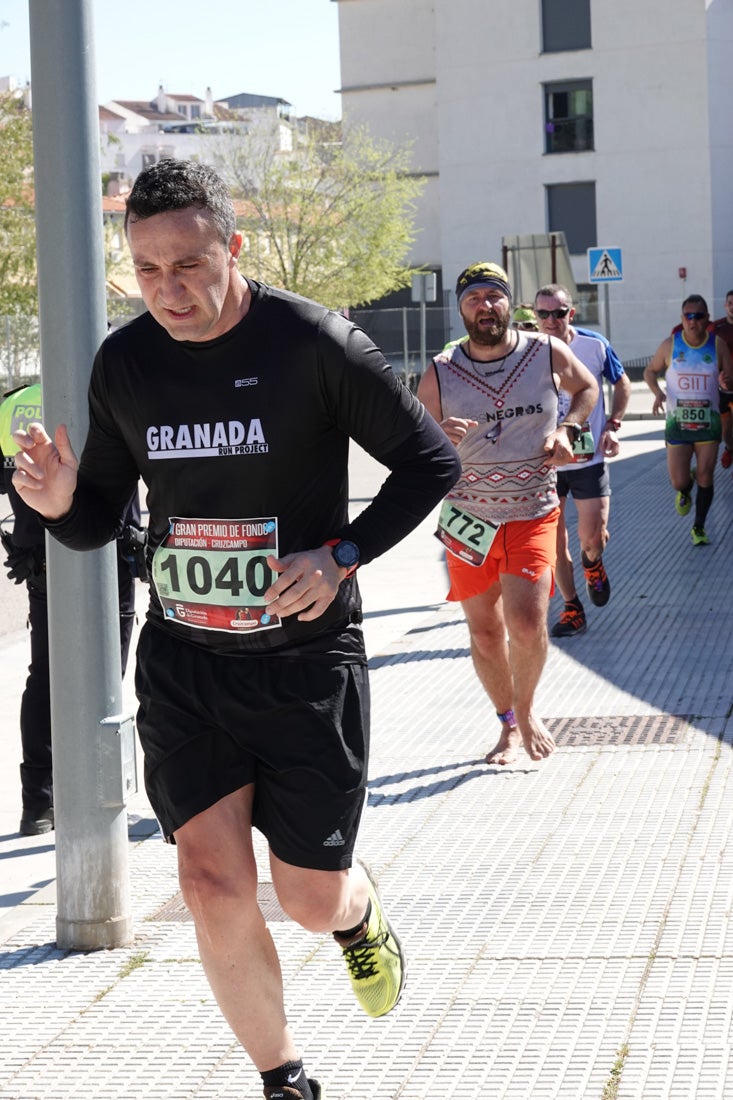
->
xmin=485 ymin=722 xmax=521 ymax=765
xmin=517 ymin=712 xmax=555 ymax=760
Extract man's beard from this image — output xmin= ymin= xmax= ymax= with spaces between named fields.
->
xmin=464 ymin=313 xmax=510 ymax=347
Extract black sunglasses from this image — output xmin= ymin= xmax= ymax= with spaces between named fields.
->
xmin=683 ymin=311 xmax=707 ymax=321
xmin=536 ymin=307 xmax=570 ymax=320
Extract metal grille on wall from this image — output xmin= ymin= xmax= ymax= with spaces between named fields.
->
xmin=4 ymin=302 xmax=448 ymax=395
xmin=0 ymin=314 xmax=41 ymax=392
xmin=349 ymin=305 xmax=451 ymax=390
xmin=0 ymin=301 xmax=147 ymax=393
xmin=1 ymin=305 xmax=652 ymax=396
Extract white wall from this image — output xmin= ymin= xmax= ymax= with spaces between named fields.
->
xmin=339 ymin=0 xmax=440 ymax=266
xmin=99 ymin=133 xmax=182 ymax=180
xmin=337 ymin=0 xmax=733 ymax=359
xmin=338 ymin=0 xmax=435 ymax=89
xmin=706 ymin=0 xmax=733 ymax=312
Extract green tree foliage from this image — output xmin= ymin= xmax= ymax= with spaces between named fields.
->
xmin=217 ymin=123 xmax=424 ymax=310
xmin=0 ymin=90 xmax=37 ymax=317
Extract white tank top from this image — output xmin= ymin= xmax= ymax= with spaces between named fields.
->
xmin=433 ymin=332 xmax=560 ymax=523
xmin=666 ymin=331 xmax=718 ymax=417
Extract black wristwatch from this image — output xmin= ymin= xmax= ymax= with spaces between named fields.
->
xmin=560 ymin=421 xmax=582 ymax=444
xmin=325 ymin=538 xmax=360 ymax=578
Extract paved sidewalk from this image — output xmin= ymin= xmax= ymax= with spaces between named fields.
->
xmin=2 ymin=415 xmax=733 ymax=1099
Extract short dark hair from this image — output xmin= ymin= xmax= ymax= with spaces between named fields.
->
xmin=682 ymin=293 xmax=708 ymax=314
xmin=534 ymin=283 xmax=572 ymax=306
xmin=124 ymin=159 xmax=236 ymax=245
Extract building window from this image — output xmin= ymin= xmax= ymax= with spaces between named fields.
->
xmin=141 ymin=152 xmax=156 ymax=169
xmin=544 ymin=81 xmax=593 ymax=154
xmin=546 ymin=182 xmax=596 ymax=254
xmin=541 ymin=0 xmax=591 ymax=53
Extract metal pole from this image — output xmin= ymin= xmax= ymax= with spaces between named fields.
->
xmin=602 ymin=283 xmax=612 ymax=413
xmin=420 ymin=288 xmax=427 ymax=376
xmin=402 ymin=306 xmax=409 ymax=383
xmin=603 ymin=283 xmax=611 ymax=341
xmin=28 ymin=0 xmax=133 ymax=950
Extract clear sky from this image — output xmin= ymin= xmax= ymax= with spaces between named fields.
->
xmin=0 ymin=0 xmax=343 ymax=120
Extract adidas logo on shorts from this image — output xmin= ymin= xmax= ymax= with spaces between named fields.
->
xmin=323 ymin=829 xmax=345 ymax=847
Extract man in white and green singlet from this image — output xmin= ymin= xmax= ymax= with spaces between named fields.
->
xmin=644 ymin=293 xmax=733 ymax=546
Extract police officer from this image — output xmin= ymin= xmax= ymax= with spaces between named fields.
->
xmin=0 ymin=382 xmax=144 ymax=835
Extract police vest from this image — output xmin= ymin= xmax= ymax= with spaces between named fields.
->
xmin=0 ymin=383 xmax=42 ymax=467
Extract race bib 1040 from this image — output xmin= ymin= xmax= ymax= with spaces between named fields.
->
xmin=151 ymin=516 xmax=280 ymax=633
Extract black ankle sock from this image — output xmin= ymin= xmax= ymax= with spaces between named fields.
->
xmin=580 ymin=551 xmax=600 ymax=569
xmin=261 ymin=1060 xmax=313 ymax=1099
xmin=565 ymin=596 xmax=583 ymax=610
xmin=694 ymin=483 xmax=714 ymax=527
xmin=334 ymin=898 xmax=371 ymax=941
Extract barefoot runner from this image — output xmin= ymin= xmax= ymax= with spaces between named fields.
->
xmin=418 ymin=262 xmax=597 ymax=765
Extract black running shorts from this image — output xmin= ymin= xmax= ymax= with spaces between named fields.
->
xmin=134 ymin=622 xmax=370 ymax=870
xmin=556 ymin=461 xmax=610 ymax=501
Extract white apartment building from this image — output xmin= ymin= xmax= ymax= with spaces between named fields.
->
xmin=336 ymin=0 xmax=733 ymax=359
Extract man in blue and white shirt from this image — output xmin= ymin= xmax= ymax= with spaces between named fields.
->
xmin=535 ymin=284 xmax=631 ymax=638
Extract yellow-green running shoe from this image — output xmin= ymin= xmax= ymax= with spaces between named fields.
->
xmin=675 ymin=470 xmax=695 ymax=515
xmin=691 ymin=526 xmax=710 ymax=546
xmin=336 ymin=862 xmax=406 ymax=1018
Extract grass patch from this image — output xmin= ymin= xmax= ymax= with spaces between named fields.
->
xmin=118 ymin=950 xmax=149 ymax=980
xmin=698 ymin=733 xmax=722 ymax=812
xmin=602 ymin=1043 xmax=629 ymax=1099
xmin=92 ymin=950 xmax=150 ymax=1005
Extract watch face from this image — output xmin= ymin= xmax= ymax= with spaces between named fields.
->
xmin=333 ymin=540 xmax=360 ymax=568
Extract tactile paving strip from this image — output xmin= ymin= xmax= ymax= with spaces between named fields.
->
xmin=5 ymin=732 xmax=729 ymax=1097
xmin=149 ymin=881 xmax=287 ymax=923
xmin=2 ymin=447 xmax=733 ymax=1098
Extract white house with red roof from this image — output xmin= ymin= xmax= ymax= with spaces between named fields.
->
xmin=99 ymin=85 xmax=296 ymax=191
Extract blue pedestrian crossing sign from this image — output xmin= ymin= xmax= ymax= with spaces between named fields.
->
xmin=588 ymin=247 xmax=623 ymax=283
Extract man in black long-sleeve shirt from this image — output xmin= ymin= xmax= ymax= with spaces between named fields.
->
xmin=12 ymin=159 xmax=459 ymax=1100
